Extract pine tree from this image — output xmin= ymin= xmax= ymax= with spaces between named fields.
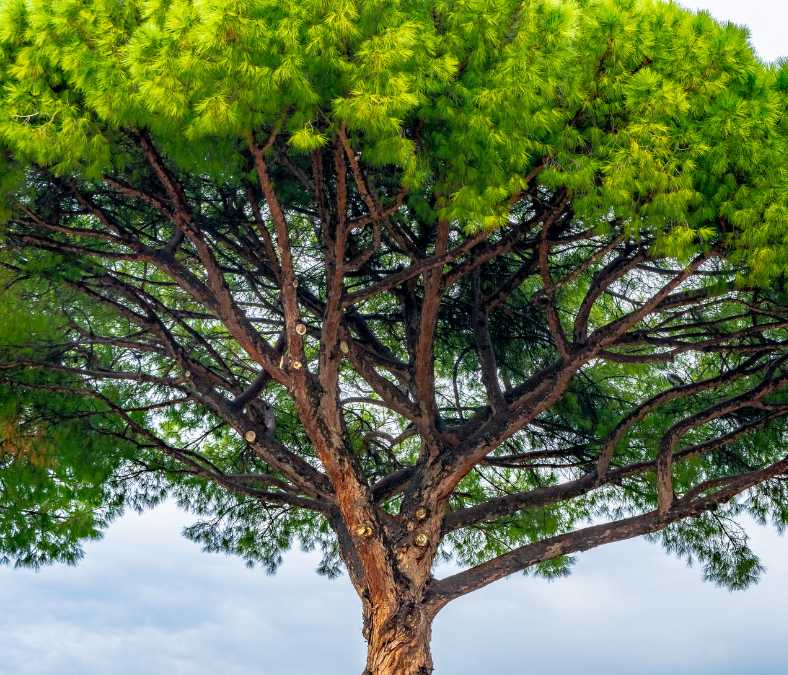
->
xmin=0 ymin=1 xmax=786 ymax=672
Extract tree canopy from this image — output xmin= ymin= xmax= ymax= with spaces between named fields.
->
xmin=0 ymin=0 xmax=786 ymax=673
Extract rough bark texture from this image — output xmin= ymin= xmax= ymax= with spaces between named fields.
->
xmin=363 ymin=599 xmax=435 ymax=675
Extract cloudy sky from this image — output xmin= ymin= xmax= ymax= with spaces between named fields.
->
xmin=1 ymin=2 xmax=786 ymax=674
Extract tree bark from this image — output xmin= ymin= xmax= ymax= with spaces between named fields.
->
xmin=363 ymin=600 xmax=434 ymax=675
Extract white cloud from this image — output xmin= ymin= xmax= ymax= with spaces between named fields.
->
xmin=0 ymin=503 xmax=363 ymax=675
xmin=2 ymin=502 xmax=788 ymax=674
xmin=434 ymin=524 xmax=788 ymax=675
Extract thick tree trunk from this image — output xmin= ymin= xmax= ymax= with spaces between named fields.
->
xmin=362 ymin=601 xmax=434 ymax=675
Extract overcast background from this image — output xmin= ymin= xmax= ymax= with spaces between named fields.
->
xmin=1 ymin=2 xmax=786 ymax=674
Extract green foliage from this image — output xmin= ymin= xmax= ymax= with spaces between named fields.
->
xmin=655 ymin=511 xmax=765 ymax=591
xmin=0 ymin=0 xmax=783 ymax=274
xmin=0 ymin=278 xmax=128 ymax=567
xmin=0 ymin=376 xmax=123 ymax=567
xmin=176 ymin=479 xmax=339 ymax=575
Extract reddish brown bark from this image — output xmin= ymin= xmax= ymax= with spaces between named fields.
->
xmin=363 ymin=597 xmax=435 ymax=675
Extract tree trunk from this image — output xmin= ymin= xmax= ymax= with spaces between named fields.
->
xmin=363 ymin=601 xmax=434 ymax=675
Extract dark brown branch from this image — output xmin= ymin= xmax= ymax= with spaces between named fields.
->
xmin=432 ymin=449 xmax=788 ymax=606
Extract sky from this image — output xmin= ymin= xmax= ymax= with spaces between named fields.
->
xmin=1 ymin=2 xmax=786 ymax=674
xmin=683 ymin=0 xmax=785 ymax=63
